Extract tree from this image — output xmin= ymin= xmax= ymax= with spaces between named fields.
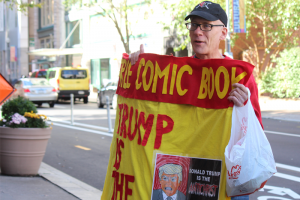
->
xmin=161 ymin=0 xmax=225 ymax=52
xmin=232 ymin=0 xmax=300 ymax=77
xmin=164 ymin=0 xmax=300 ymax=78
xmin=1 ymin=0 xmax=41 ymax=12
xmin=64 ymin=0 xmax=151 ymax=54
xmin=259 ymin=47 xmax=300 ymax=98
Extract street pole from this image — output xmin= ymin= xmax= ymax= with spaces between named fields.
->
xmin=225 ymin=0 xmax=233 ymax=58
xmin=70 ymin=94 xmax=74 ymax=125
xmin=106 ymin=96 xmax=113 ymax=133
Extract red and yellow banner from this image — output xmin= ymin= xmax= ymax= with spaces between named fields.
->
xmin=101 ymin=54 xmax=255 ymax=200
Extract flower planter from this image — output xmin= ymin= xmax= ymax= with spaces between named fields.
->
xmin=0 ymin=127 xmax=51 ymax=176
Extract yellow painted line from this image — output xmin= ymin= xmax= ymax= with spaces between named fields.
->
xmin=75 ymin=145 xmax=91 ymax=151
xmin=297 ymin=126 xmax=300 ymax=128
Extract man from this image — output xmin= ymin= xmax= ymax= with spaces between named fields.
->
xmin=130 ymin=1 xmax=262 ymax=127
xmin=131 ymin=1 xmax=262 ymax=199
xmin=152 ymin=164 xmax=186 ymax=200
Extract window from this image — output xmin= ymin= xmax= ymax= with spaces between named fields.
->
xmin=40 ymin=37 xmax=54 ymax=48
xmin=41 ymin=0 xmax=54 ymax=27
xmin=31 ymin=72 xmax=37 ymax=77
xmin=61 ymin=70 xmax=87 ymax=79
xmin=66 ymin=21 xmax=81 ymax=47
xmin=48 ymin=71 xmax=56 ymax=79
xmin=37 ymin=71 xmax=47 ymax=78
xmin=40 ymin=39 xmax=44 ymax=48
xmin=23 ymin=79 xmax=51 ymax=86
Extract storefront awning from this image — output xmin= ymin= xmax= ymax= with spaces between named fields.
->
xmin=28 ymin=48 xmax=83 ymax=56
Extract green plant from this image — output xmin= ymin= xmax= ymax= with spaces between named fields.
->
xmin=0 ymin=97 xmax=49 ymax=128
xmin=2 ymin=97 xmax=37 ymax=119
xmin=258 ymin=47 xmax=300 ymax=98
xmin=162 ymin=0 xmax=300 ymax=78
xmin=1 ymin=0 xmax=42 ymax=13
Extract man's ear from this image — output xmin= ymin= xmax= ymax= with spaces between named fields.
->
xmin=220 ymin=27 xmax=228 ymax=41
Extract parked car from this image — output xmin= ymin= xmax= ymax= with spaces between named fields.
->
xmin=46 ymin=67 xmax=90 ymax=103
xmin=11 ymin=78 xmax=58 ymax=108
xmin=97 ymin=81 xmax=118 ymax=109
xmin=31 ymin=69 xmax=47 ymax=78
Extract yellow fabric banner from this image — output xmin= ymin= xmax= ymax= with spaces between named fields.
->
xmin=101 ymin=54 xmax=256 ymax=200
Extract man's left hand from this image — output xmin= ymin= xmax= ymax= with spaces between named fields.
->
xmin=228 ymin=83 xmax=248 ymax=107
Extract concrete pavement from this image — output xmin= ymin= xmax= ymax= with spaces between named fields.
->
xmin=0 ymin=175 xmax=78 ymax=200
xmin=0 ymin=163 xmax=102 ymax=200
xmin=0 ymin=96 xmax=299 ymax=200
xmin=259 ymin=96 xmax=300 ymax=122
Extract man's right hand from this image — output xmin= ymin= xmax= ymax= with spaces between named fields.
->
xmin=129 ymin=44 xmax=144 ymax=65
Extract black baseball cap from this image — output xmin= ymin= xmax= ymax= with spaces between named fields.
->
xmin=185 ymin=1 xmax=227 ymax=27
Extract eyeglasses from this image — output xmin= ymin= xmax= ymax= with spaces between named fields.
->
xmin=185 ymin=23 xmax=224 ymax=31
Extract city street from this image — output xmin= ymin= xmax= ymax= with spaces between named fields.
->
xmin=38 ymin=101 xmax=300 ymax=199
xmin=1 ymin=0 xmax=299 ymax=199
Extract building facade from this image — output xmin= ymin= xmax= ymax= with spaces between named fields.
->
xmin=65 ymin=0 xmax=187 ymax=93
xmin=29 ymin=0 xmax=66 ymax=71
xmin=0 ymin=1 xmax=28 ymax=83
xmin=0 ymin=0 xmax=66 ymax=84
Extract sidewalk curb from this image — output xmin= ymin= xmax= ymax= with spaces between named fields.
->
xmin=38 ymin=162 xmax=102 ymax=200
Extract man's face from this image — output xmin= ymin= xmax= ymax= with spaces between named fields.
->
xmin=189 ymin=16 xmax=227 ymax=59
xmin=159 ymin=172 xmax=181 ymax=196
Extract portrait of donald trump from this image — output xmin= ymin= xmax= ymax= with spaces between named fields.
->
xmin=152 ymin=163 xmax=186 ymax=200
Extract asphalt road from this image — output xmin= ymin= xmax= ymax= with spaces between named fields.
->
xmin=38 ymin=101 xmax=300 ymax=199
xmin=251 ymin=119 xmax=300 ymax=200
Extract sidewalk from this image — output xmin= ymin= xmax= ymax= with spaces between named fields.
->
xmin=0 ymin=96 xmax=299 ymax=200
xmin=259 ymin=96 xmax=300 ymax=122
xmin=0 ymin=163 xmax=102 ymax=200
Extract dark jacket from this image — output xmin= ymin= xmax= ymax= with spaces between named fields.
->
xmin=152 ymin=189 xmax=186 ymax=200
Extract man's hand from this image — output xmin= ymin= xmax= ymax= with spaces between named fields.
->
xmin=129 ymin=44 xmax=144 ymax=65
xmin=228 ymin=83 xmax=248 ymax=107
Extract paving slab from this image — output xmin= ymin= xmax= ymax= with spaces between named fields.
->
xmin=0 ymin=162 xmax=102 ymax=200
xmin=0 ymin=175 xmax=79 ymax=200
xmin=259 ymin=96 xmax=300 ymax=122
xmin=38 ymin=162 xmax=102 ymax=200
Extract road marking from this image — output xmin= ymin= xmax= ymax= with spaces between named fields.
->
xmin=50 ymin=121 xmax=300 ymax=142
xmin=50 ymin=122 xmax=300 ymax=185
xmin=49 ymin=117 xmax=115 ymax=132
xmin=51 ymin=122 xmax=113 ymax=137
xmin=259 ymin=185 xmax=300 ymax=199
xmin=52 ymin=105 xmax=66 ymax=108
xmin=73 ymin=121 xmax=113 ymax=131
xmin=49 ymin=117 xmax=113 ymax=132
xmin=264 ymin=130 xmax=300 ymax=138
xmin=75 ymin=145 xmax=91 ymax=151
xmin=297 ymin=126 xmax=300 ymax=129
xmin=274 ymin=172 xmax=300 ymax=183
xmin=258 ymin=196 xmax=294 ymax=200
xmin=37 ymin=104 xmax=66 ymax=108
xmin=276 ymin=163 xmax=300 ymax=173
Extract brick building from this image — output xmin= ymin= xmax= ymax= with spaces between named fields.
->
xmin=28 ymin=0 xmax=66 ymax=71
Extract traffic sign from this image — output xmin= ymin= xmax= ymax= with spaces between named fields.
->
xmin=0 ymin=73 xmax=15 ymax=105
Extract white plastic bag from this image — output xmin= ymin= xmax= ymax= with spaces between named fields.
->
xmin=224 ymin=88 xmax=277 ymax=196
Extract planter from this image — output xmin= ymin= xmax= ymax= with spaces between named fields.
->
xmin=0 ymin=127 xmax=51 ymax=176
